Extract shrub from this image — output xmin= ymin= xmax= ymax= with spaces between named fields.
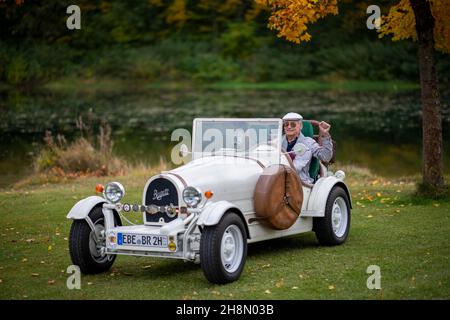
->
xmin=219 ymin=22 xmax=261 ymax=59
xmin=34 ymin=122 xmax=127 ymax=178
xmin=6 ymin=56 xmax=28 ymax=85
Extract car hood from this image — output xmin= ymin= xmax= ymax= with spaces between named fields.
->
xmin=168 ymin=155 xmax=264 ymax=204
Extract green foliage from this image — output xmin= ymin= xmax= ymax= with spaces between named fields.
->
xmin=219 ymin=22 xmax=261 ymax=59
xmin=6 ymin=56 xmax=28 ymax=85
xmin=181 ymin=53 xmax=241 ymax=82
xmin=0 ymin=0 xmax=449 ymax=86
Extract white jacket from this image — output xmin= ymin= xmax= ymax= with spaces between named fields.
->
xmin=281 ymin=133 xmax=333 ymax=184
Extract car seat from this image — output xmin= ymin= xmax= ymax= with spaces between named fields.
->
xmin=301 ymin=121 xmax=320 ymax=181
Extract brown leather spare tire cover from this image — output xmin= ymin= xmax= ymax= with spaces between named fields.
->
xmin=253 ymin=164 xmax=303 ymax=230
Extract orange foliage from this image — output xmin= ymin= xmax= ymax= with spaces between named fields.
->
xmin=166 ymin=0 xmax=190 ymax=27
xmin=255 ymin=0 xmax=338 ymax=43
xmin=379 ymin=0 xmax=450 ymax=53
xmin=259 ymin=0 xmax=449 ymax=53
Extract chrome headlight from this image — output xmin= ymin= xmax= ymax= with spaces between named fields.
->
xmin=182 ymin=186 xmax=202 ymax=208
xmin=104 ymin=182 xmax=125 ymax=203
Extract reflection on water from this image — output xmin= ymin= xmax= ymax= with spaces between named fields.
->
xmin=0 ymin=88 xmax=449 ymax=187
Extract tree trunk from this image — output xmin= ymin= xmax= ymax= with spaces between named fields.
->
xmin=410 ymin=0 xmax=444 ymax=188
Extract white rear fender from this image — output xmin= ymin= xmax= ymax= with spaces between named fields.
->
xmin=306 ymin=176 xmax=352 ymax=217
xmin=67 ymin=196 xmax=106 ymax=220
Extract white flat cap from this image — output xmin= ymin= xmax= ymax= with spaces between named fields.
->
xmin=282 ymin=112 xmax=303 ymax=121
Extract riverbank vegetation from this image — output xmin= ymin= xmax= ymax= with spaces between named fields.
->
xmin=16 ymin=116 xmax=127 ymax=188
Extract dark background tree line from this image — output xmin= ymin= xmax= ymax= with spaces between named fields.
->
xmin=1 ymin=0 xmax=449 ymax=87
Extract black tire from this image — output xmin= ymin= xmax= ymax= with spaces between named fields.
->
xmin=69 ymin=205 xmax=116 ymax=274
xmin=314 ymin=186 xmax=351 ymax=246
xmin=200 ymin=212 xmax=247 ymax=284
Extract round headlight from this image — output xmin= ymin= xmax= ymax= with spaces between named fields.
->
xmin=104 ymin=182 xmax=125 ymax=203
xmin=182 ymin=186 xmax=202 ymax=208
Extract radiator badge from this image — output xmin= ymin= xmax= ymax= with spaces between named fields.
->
xmin=153 ymin=188 xmax=169 ymax=201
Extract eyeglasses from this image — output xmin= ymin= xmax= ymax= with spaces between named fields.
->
xmin=283 ymin=121 xmax=299 ymax=128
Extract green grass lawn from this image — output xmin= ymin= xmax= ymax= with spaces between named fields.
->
xmin=0 ymin=169 xmax=449 ymax=300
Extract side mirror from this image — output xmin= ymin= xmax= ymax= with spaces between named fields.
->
xmin=179 ymin=144 xmax=190 ymax=158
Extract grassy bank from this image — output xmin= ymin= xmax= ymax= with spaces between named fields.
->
xmin=0 ymin=166 xmax=449 ymax=299
xmin=39 ymin=78 xmax=421 ymax=93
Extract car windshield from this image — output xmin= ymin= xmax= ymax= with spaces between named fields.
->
xmin=192 ymin=119 xmax=282 ymax=158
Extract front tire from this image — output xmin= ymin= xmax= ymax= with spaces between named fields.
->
xmin=69 ymin=205 xmax=116 ymax=274
xmin=200 ymin=212 xmax=247 ymax=284
xmin=314 ymin=186 xmax=351 ymax=246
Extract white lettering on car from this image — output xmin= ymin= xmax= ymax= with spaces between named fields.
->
xmin=153 ymin=188 xmax=169 ymax=200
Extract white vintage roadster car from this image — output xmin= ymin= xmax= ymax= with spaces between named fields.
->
xmin=67 ymin=118 xmax=351 ymax=284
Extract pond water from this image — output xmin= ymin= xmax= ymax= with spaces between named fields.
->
xmin=0 ymin=88 xmax=449 ymax=188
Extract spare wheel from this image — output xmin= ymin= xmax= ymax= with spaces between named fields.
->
xmin=253 ymin=164 xmax=303 ymax=230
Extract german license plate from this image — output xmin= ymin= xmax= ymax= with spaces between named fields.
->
xmin=117 ymin=233 xmax=168 ymax=248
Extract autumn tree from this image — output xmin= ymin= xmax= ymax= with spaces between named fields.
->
xmin=257 ymin=0 xmax=449 ymax=191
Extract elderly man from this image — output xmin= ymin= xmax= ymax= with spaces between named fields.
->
xmin=281 ymin=112 xmax=333 ymax=184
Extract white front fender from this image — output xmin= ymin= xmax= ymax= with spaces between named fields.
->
xmin=67 ymin=196 xmax=106 ymax=220
xmin=197 ymin=200 xmax=240 ymax=227
xmin=306 ymin=176 xmax=352 ymax=217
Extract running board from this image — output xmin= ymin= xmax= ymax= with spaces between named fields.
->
xmin=300 ymin=210 xmax=324 ymax=217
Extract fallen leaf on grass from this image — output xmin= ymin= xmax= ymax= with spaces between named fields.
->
xmin=328 ymin=285 xmax=335 ymax=290
xmin=25 ymin=239 xmax=35 ymax=243
xmin=22 ymin=258 xmax=28 ymax=262
xmin=141 ymin=265 xmax=152 ymax=269
xmin=292 ymin=286 xmax=298 ymax=290
xmin=31 ymin=273 xmax=39 ymax=277
xmin=48 ymin=245 xmax=52 ymax=251
xmin=264 ymin=290 xmax=271 ymax=294
xmin=275 ymin=279 xmax=284 ymax=288
xmin=87 ymin=282 xmax=93 ymax=285
xmin=262 ymin=264 xmax=271 ymax=268
xmin=367 ymin=215 xmax=373 ymax=218
xmin=123 ymin=272 xmax=133 ymax=276
xmin=48 ymin=280 xmax=55 ymax=285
